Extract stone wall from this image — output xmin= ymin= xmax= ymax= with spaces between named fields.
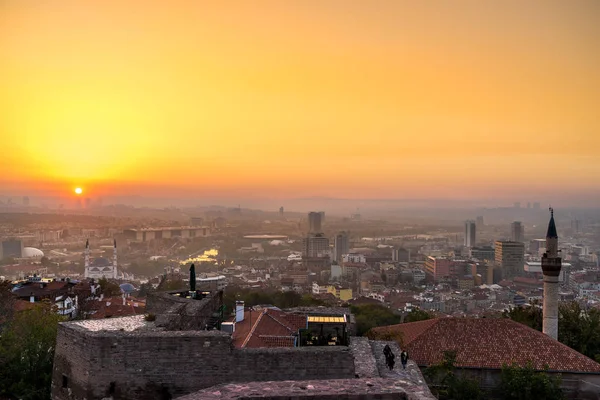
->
xmin=146 ymin=290 xmax=223 ymax=330
xmin=51 ymin=320 xmax=355 ymax=400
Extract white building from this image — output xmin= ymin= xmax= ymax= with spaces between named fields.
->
xmin=84 ymin=239 xmax=118 ymax=280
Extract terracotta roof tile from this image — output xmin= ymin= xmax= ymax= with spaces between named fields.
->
xmin=372 ymin=318 xmax=600 ymax=373
xmin=232 ymin=308 xmax=306 ymax=348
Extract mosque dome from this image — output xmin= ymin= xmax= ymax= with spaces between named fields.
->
xmin=91 ymin=257 xmax=112 ymax=268
xmin=120 ymin=283 xmax=135 ymax=294
xmin=22 ymin=247 xmax=44 ymax=258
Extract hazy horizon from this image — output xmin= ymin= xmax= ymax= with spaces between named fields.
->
xmin=2 ymin=0 xmax=599 ymax=202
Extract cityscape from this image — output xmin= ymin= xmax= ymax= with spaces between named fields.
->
xmin=1 ymin=1 xmax=600 ymax=400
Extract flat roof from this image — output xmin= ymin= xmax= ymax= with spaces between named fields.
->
xmin=71 ymin=315 xmax=149 ymax=332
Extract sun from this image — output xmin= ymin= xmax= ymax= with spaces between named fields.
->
xmin=74 ymin=187 xmax=83 ymax=195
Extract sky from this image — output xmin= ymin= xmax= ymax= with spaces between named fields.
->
xmin=1 ymin=0 xmax=599 ymax=205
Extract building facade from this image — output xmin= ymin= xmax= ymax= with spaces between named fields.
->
xmin=464 ymin=221 xmax=476 ymax=248
xmin=495 ymin=241 xmax=525 ymax=279
xmin=308 ymin=212 xmax=323 ymax=234
xmin=333 ymin=232 xmax=349 ymax=263
xmin=511 ymin=221 xmax=524 ymax=242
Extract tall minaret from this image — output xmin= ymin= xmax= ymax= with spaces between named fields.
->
xmin=542 ymin=207 xmax=562 ymax=340
xmin=113 ymin=239 xmax=118 ymax=279
xmin=84 ymin=239 xmax=90 ymax=279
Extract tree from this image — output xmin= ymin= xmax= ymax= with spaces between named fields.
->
xmin=558 ymin=302 xmax=600 ymax=361
xmin=350 ymin=304 xmax=402 ymax=336
xmin=98 ymin=277 xmax=121 ymax=297
xmin=499 ymin=362 xmax=564 ymax=400
xmin=502 ymin=304 xmax=543 ymax=331
xmin=0 ymin=280 xmax=15 ymax=330
xmin=0 ymin=301 xmax=64 ymax=400
xmin=424 ymin=350 xmax=484 ymax=400
xmin=404 ymin=308 xmax=433 ymax=323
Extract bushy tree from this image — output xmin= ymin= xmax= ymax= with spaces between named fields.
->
xmin=0 ymin=280 xmax=15 ymax=330
xmin=0 ymin=301 xmax=63 ymax=400
xmin=350 ymin=304 xmax=401 ymax=336
xmin=503 ymin=304 xmax=543 ymax=331
xmin=424 ymin=350 xmax=484 ymax=400
xmin=499 ymin=362 xmax=564 ymax=400
xmin=404 ymin=308 xmax=434 ymax=323
xmin=97 ymin=277 xmax=122 ymax=297
xmin=558 ymin=302 xmax=600 ymax=361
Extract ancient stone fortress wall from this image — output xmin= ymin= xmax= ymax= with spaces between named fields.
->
xmin=51 ymin=316 xmax=356 ymax=400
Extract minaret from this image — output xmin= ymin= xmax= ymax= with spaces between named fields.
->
xmin=542 ymin=207 xmax=562 ymax=340
xmin=84 ymin=239 xmax=90 ymax=279
xmin=113 ymin=239 xmax=118 ymax=279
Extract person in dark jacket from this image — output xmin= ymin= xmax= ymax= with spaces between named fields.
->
xmin=400 ymin=350 xmax=409 ymax=369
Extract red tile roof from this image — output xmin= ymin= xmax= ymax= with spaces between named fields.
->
xmin=232 ymin=308 xmax=306 ymax=348
xmin=372 ymin=318 xmax=600 ymax=373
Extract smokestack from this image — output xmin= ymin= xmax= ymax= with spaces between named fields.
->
xmin=542 ymin=208 xmax=561 ymax=340
xmin=30 ymin=292 xmax=35 ymax=303
xmin=235 ymin=301 xmax=245 ymax=323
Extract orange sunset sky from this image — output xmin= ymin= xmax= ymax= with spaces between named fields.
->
xmin=1 ymin=0 xmax=599 ymax=201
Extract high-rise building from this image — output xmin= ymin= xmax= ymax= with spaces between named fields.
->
xmin=542 ymin=208 xmax=561 ymax=340
xmin=308 ymin=212 xmax=323 ymax=234
xmin=392 ymin=248 xmax=410 ymax=263
xmin=464 ymin=220 xmax=476 ymax=247
xmin=511 ymin=221 xmax=524 ymax=242
xmin=279 ymin=207 xmax=284 ymax=217
xmin=469 ymin=246 xmax=495 ymax=262
xmin=302 ymin=234 xmax=330 ymax=258
xmin=475 ymin=216 xmax=484 ymax=230
xmin=333 ymin=231 xmax=349 ymax=262
xmin=495 ymin=240 xmax=525 ymax=279
xmin=571 ymin=219 xmax=581 ymax=233
xmin=0 ymin=239 xmax=23 ymax=259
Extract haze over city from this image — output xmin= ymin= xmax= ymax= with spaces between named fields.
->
xmin=2 ymin=0 xmax=599 ymax=208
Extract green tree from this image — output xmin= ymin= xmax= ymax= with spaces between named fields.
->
xmin=404 ymin=308 xmax=433 ymax=323
xmin=502 ymin=304 xmax=543 ymax=331
xmin=558 ymin=302 xmax=600 ymax=361
xmin=499 ymin=362 xmax=564 ymax=400
xmin=97 ymin=277 xmax=121 ymax=297
xmin=350 ymin=304 xmax=401 ymax=336
xmin=0 ymin=301 xmax=63 ymax=400
xmin=0 ymin=280 xmax=15 ymax=330
xmin=424 ymin=350 xmax=484 ymax=400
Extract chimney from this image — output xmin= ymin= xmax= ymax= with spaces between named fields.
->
xmin=30 ymin=292 xmax=35 ymax=303
xmin=235 ymin=301 xmax=245 ymax=323
xmin=122 ymin=294 xmax=126 ymax=306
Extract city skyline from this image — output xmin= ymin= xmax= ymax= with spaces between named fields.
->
xmin=2 ymin=1 xmax=599 ymax=203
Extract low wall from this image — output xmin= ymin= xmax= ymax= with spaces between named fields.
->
xmin=51 ymin=320 xmax=355 ymax=400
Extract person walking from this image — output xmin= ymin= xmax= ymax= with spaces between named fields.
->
xmin=400 ymin=350 xmax=409 ymax=370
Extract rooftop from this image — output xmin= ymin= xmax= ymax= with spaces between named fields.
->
xmin=371 ymin=318 xmax=600 ymax=373
xmin=70 ymin=315 xmax=150 ymax=332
